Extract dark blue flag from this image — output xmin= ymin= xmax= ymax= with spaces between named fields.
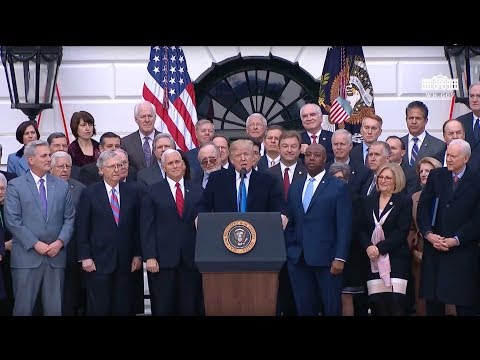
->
xmin=318 ymin=46 xmax=375 ymax=143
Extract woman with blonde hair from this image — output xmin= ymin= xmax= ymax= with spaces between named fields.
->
xmin=359 ymin=163 xmax=412 ymax=316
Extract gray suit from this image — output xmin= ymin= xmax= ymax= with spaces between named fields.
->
xmin=137 ymin=161 xmax=164 ymax=187
xmin=4 ymin=171 xmax=75 ymax=315
xmin=121 ymin=129 xmax=160 ymax=173
xmin=401 ymin=132 xmax=446 ymax=167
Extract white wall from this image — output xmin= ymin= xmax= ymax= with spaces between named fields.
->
xmin=0 ymin=46 xmax=464 ymax=166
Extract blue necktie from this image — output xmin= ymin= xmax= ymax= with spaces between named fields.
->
xmin=143 ymin=137 xmax=152 ymax=167
xmin=410 ymin=137 xmax=419 ymax=165
xmin=238 ymin=176 xmax=247 ymax=213
xmin=38 ymin=178 xmax=47 ymax=218
xmin=474 ymin=118 xmax=480 ymax=141
xmin=302 ymin=178 xmax=315 ymax=212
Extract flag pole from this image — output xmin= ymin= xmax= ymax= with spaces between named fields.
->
xmin=449 ymin=93 xmax=456 ymax=119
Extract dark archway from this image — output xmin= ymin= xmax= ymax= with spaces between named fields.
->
xmin=194 ymin=54 xmax=319 ymax=138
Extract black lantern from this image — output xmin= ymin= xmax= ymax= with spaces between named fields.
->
xmin=444 ymin=46 xmax=480 ymax=106
xmin=1 ymin=46 xmax=63 ymax=123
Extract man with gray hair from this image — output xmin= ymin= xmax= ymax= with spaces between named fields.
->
xmin=245 ymin=113 xmax=267 ymax=156
xmin=47 ymin=132 xmax=81 ymax=180
xmin=50 ymin=151 xmax=86 ymax=315
xmin=195 ymin=141 xmax=222 ymax=189
xmin=185 ymin=119 xmax=215 ymax=178
xmin=363 ymin=141 xmax=391 ymax=196
xmin=458 ymin=83 xmax=480 ymax=154
xmin=137 ymin=133 xmax=176 ymax=187
xmin=417 ymin=138 xmax=480 ymax=315
xmin=5 ymin=140 xmax=75 ymax=316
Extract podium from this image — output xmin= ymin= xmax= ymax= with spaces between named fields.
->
xmin=195 ymin=212 xmax=286 ymax=316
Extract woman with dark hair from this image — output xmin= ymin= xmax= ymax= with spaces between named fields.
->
xmin=67 ymin=111 xmax=101 ymax=167
xmin=7 ymin=120 xmax=40 ymax=176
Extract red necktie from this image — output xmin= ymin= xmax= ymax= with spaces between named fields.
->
xmin=311 ymin=135 xmax=317 ymax=144
xmin=283 ymin=167 xmax=290 ymax=201
xmin=175 ymin=182 xmax=184 ymax=217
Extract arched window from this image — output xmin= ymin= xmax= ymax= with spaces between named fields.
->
xmin=194 ymin=54 xmax=319 ymax=137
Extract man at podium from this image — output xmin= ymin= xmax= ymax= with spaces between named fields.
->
xmin=198 ymin=139 xmax=286 ymax=225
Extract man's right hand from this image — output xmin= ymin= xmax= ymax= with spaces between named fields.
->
xmin=33 ymin=241 xmax=49 ymax=255
xmin=82 ymin=258 xmax=96 ymax=272
xmin=146 ymin=258 xmax=159 ymax=273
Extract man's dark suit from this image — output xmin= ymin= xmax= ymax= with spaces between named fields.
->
xmin=120 ymin=129 xmax=160 ymax=173
xmin=458 ymin=112 xmax=480 ymax=154
xmin=198 ymin=167 xmax=283 ymax=214
xmin=285 ymin=173 xmax=352 ymax=315
xmin=185 ymin=147 xmax=201 ymax=179
xmin=300 ymin=130 xmax=334 ymax=163
xmin=141 ymin=179 xmax=204 ymax=315
xmin=76 ymin=181 xmax=141 ymax=315
xmin=401 ymin=160 xmax=421 ymax=197
xmin=268 ymin=161 xmax=306 ymax=316
xmin=63 ymin=178 xmax=86 ymax=316
xmin=79 ymin=162 xmax=137 ymax=186
xmin=349 ymin=143 xmax=367 ymax=167
xmin=417 ymin=166 xmax=480 ymax=313
xmin=137 ymin=161 xmax=164 ymax=188
xmin=401 ymin=133 xmax=446 ymax=166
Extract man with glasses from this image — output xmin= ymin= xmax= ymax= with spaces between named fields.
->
xmin=47 ymin=132 xmax=81 ymax=180
xmin=196 ymin=141 xmax=222 ymax=189
xmin=245 ymin=113 xmax=267 ymax=156
xmin=50 ymin=151 xmax=86 ymax=316
xmin=76 ymin=150 xmax=142 ymax=315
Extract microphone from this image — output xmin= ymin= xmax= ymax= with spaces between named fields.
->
xmin=240 ymin=167 xmax=247 ymax=180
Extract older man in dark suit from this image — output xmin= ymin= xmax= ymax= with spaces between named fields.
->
xmin=76 ymin=151 xmax=142 ymax=315
xmin=120 ymin=101 xmax=160 ymax=173
xmin=458 ymin=83 xmax=480 ymax=155
xmin=417 ymin=139 xmax=480 ymax=315
xmin=50 ymin=151 xmax=86 ymax=316
xmin=299 ymin=103 xmax=334 ymax=163
xmin=141 ymin=149 xmax=204 ymax=315
xmin=5 ymin=140 xmax=75 ymax=316
xmin=137 ymin=133 xmax=176 ymax=187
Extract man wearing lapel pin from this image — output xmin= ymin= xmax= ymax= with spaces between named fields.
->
xmin=285 ymin=143 xmax=352 ymax=316
xmin=4 ymin=140 xmax=75 ymax=316
xmin=141 ymin=149 xmax=204 ymax=315
xmin=417 ymin=139 xmax=480 ymax=316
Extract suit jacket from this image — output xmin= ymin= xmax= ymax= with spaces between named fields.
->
xmin=79 ymin=162 xmax=137 ymax=186
xmin=7 ymin=149 xmax=30 ymax=177
xmin=4 ymin=172 xmax=75 ymax=269
xmin=198 ymin=167 xmax=283 ymax=214
xmin=401 ymin=160 xmax=421 ymax=197
xmin=257 ymin=155 xmax=269 ymax=172
xmin=76 ymin=181 xmax=141 ymax=274
xmin=349 ymin=143 xmax=367 ymax=168
xmin=268 ymin=161 xmax=307 ymax=201
xmin=417 ymin=166 xmax=480 ymax=305
xmin=359 ymin=191 xmax=412 ymax=274
xmin=121 ymin=129 xmax=160 ymax=173
xmin=300 ymin=130 xmax=334 ymax=163
xmin=285 ymin=174 xmax=352 ymax=266
xmin=136 ymin=161 xmax=164 ymax=188
xmin=141 ymin=179 xmax=203 ymax=268
xmin=65 ymin=178 xmax=86 ymax=266
xmin=401 ymin=132 xmax=446 ymax=166
xmin=458 ymin=112 xmax=480 ymax=154
xmin=0 ymin=170 xmax=17 ymax=182
xmin=185 ymin=147 xmax=201 ymax=179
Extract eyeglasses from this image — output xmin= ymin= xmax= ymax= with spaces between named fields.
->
xmin=247 ymin=123 xmax=265 ymax=129
xmin=103 ymin=163 xmax=124 ymax=170
xmin=377 ymin=175 xmax=393 ymax=182
xmin=200 ymin=156 xmax=218 ymax=166
xmin=54 ymin=164 xmax=72 ymax=170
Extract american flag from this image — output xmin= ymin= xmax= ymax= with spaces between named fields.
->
xmin=329 ymin=96 xmax=352 ymax=124
xmin=142 ymin=46 xmax=198 ymax=151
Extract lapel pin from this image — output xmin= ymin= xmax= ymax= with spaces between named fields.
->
xmin=389 ymin=202 xmax=393 ymax=205
xmin=322 ymin=137 xmax=326 ymax=141
xmin=424 ymin=143 xmax=428 ymax=147
xmin=298 ymin=171 xmax=302 ymax=175
xmin=321 ymin=180 xmax=325 ymax=184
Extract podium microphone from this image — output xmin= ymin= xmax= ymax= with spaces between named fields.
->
xmin=240 ymin=167 xmax=247 ymax=180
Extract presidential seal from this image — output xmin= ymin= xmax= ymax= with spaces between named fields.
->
xmin=223 ymin=220 xmax=256 ymax=254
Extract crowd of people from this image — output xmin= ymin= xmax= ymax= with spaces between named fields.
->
xmin=1 ymin=82 xmax=480 ymax=316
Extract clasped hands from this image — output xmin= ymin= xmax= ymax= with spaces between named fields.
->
xmin=33 ymin=239 xmax=64 ymax=257
xmin=425 ymin=233 xmax=457 ymax=251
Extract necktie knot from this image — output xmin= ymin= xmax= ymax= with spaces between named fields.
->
xmin=311 ymin=135 xmax=317 ymax=144
xmin=413 ymin=137 xmax=419 ymax=143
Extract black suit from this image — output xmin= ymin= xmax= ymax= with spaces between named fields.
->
xmin=185 ymin=147 xmax=201 ymax=180
xmin=300 ymin=130 xmax=334 ymax=163
xmin=417 ymin=166 xmax=480 ymax=313
xmin=198 ymin=167 xmax=283 ymax=214
xmin=141 ymin=179 xmax=204 ymax=315
xmin=76 ymin=182 xmax=141 ymax=316
xmin=349 ymin=143 xmax=367 ymax=167
xmin=458 ymin=112 xmax=480 ymax=154
xmin=137 ymin=161 xmax=164 ymax=188
xmin=121 ymin=130 xmax=160 ymax=172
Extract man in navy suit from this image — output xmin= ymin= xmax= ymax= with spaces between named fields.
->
xmin=141 ymin=149 xmax=204 ymax=315
xmin=299 ymin=103 xmax=334 ymax=163
xmin=458 ymin=83 xmax=480 ymax=155
xmin=198 ymin=139 xmax=287 ymax=227
xmin=400 ymin=101 xmax=446 ymax=167
xmin=285 ymin=143 xmax=352 ymax=316
xmin=417 ymin=139 xmax=480 ymax=316
xmin=76 ymin=150 xmax=142 ymax=316
xmin=185 ymin=119 xmax=215 ymax=178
